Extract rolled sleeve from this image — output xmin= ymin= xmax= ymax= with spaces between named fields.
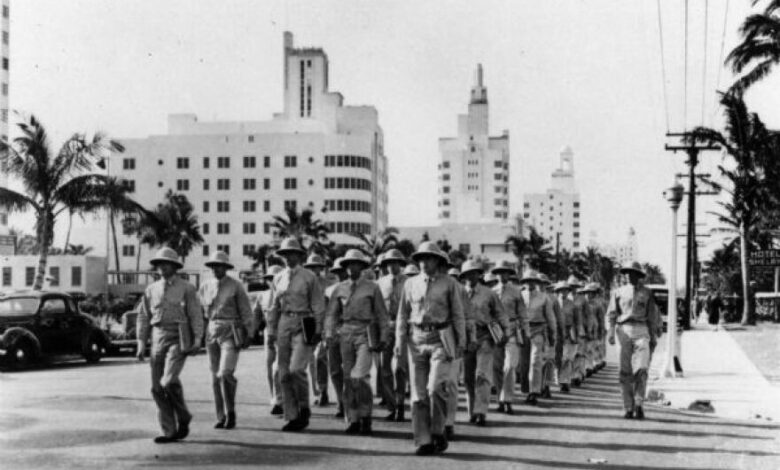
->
xmin=449 ymin=282 xmax=466 ymax=349
xmin=136 ymin=289 xmax=152 ymax=345
xmin=185 ymin=284 xmax=204 ymax=341
xmin=396 ymin=285 xmax=411 ymax=347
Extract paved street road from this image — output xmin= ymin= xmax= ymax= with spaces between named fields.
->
xmin=0 ymin=345 xmax=778 ymax=470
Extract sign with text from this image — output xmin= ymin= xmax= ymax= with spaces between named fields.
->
xmin=748 ymin=250 xmax=780 ymax=267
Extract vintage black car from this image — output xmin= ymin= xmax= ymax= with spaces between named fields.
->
xmin=0 ymin=291 xmax=111 ymax=369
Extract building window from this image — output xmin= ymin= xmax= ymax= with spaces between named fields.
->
xmin=574 ymin=202 xmax=580 ymax=208
xmin=122 ymin=245 xmax=135 ymax=257
xmin=203 ymin=223 xmax=209 ymax=234
xmin=574 ymin=212 xmax=580 ymax=218
xmin=71 ymin=266 xmax=82 ymax=287
xmin=442 ymin=161 xmax=450 ymax=169
xmin=243 ymin=222 xmax=256 ymax=234
xmin=243 ymin=156 xmax=256 ymax=168
xmin=574 ymin=222 xmax=580 ymax=227
xmin=24 ymin=267 xmax=35 ymax=286
xmin=176 ymin=179 xmax=189 ymax=191
xmin=494 ymin=161 xmax=503 ymax=168
xmin=217 ymin=179 xmax=230 ymax=190
xmin=442 ymin=186 xmax=450 ymax=194
xmin=442 ymin=211 xmax=450 ymax=218
xmin=1 ymin=267 xmax=10 ymax=287
xmin=264 ymin=223 xmax=273 ymax=234
xmin=203 ymin=156 xmax=210 ymax=168
xmin=202 ymin=179 xmax=210 ymax=191
xmin=217 ymin=201 xmax=230 ymax=212
xmin=263 ymin=200 xmax=270 ymax=212
xmin=574 ymin=232 xmax=580 ymax=238
xmin=458 ymin=244 xmax=470 ymax=255
xmin=217 ymin=244 xmax=230 ymax=255
xmin=442 ymin=174 xmax=450 ymax=181
xmin=202 ymin=245 xmax=210 ymax=257
xmin=263 ymin=178 xmax=270 ymax=190
xmin=243 ymin=200 xmax=256 ymax=212
xmin=202 ymin=201 xmax=210 ymax=213
xmin=264 ymin=156 xmax=270 ymax=168
xmin=176 ymin=157 xmax=189 ymax=169
xmin=48 ymin=267 xmax=60 ymax=287
xmin=442 ymin=199 xmax=450 ymax=206
xmin=284 ymin=155 xmax=298 ymax=167
xmin=217 ymin=223 xmax=230 ymax=234
xmin=284 ymin=200 xmax=297 ymax=212
xmin=523 ymin=213 xmax=530 ymax=218
xmin=243 ymin=178 xmax=256 ymax=190
xmin=217 ymin=156 xmax=230 ymax=168
xmin=1 ymin=83 xmax=7 ymax=96
xmin=122 ymin=158 xmax=135 ymax=170
xmin=2 ymin=5 xmax=8 ymax=18
xmin=284 ymin=178 xmax=297 ymax=190
xmin=122 ymin=179 xmax=135 ymax=192
xmin=494 ymin=173 xmax=502 ymax=181
xmin=3 ymin=57 xmax=8 ymax=71
xmin=248 ymin=135 xmax=254 ymax=143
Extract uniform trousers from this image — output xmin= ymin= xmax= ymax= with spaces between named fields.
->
xmin=311 ymin=341 xmax=329 ymax=396
xmin=445 ymin=357 xmax=462 ymax=426
xmin=149 ymin=326 xmax=191 ymax=437
xmin=617 ymin=323 xmax=651 ymax=412
xmin=206 ymin=322 xmax=240 ymax=421
xmin=277 ymin=315 xmax=313 ymax=421
xmin=573 ymin=339 xmax=589 ymax=381
xmin=327 ymin=332 xmax=344 ymax=409
xmin=558 ymin=340 xmax=578 ymax=385
xmin=516 ymin=332 xmax=531 ymax=393
xmin=265 ymin=330 xmax=281 ymax=406
xmin=391 ymin=337 xmax=409 ymax=412
xmin=528 ymin=331 xmax=546 ymax=394
xmin=339 ymin=325 xmax=374 ymax=423
xmin=408 ymin=329 xmax=451 ymax=446
xmin=498 ymin=336 xmax=521 ymax=403
xmin=464 ymin=334 xmax=494 ymax=416
xmin=541 ymin=336 xmax=557 ymax=390
xmin=378 ymin=336 xmax=396 ymax=411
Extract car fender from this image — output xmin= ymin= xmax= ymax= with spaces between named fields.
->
xmin=81 ymin=327 xmax=111 ymax=351
xmin=1 ymin=327 xmax=42 ymax=357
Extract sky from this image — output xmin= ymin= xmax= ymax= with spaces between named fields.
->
xmin=6 ymin=0 xmax=780 ymax=281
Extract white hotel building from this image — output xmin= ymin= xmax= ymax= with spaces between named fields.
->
xmin=112 ymin=32 xmax=388 ymax=271
xmin=0 ymin=0 xmax=11 ymax=245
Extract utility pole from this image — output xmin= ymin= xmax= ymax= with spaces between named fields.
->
xmin=665 ymin=133 xmax=720 ymax=330
xmin=555 ymin=232 xmax=561 ymax=281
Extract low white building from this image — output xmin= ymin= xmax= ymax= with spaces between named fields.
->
xmin=399 ymin=222 xmax=519 ymax=267
xmin=0 ymin=255 xmax=107 ymax=294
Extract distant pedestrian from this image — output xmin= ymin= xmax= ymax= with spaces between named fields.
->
xmin=607 ymin=262 xmax=661 ymax=420
xmin=707 ymin=293 xmax=722 ymax=331
xmin=324 ymin=258 xmax=348 ymax=418
xmin=304 ymin=253 xmax=331 ymax=407
xmin=376 ymin=249 xmax=408 ymax=422
xmin=257 ymin=265 xmax=284 ymax=415
xmin=519 ymin=271 xmax=557 ymax=405
xmin=199 ymin=251 xmax=254 ymax=430
xmin=136 ymin=247 xmax=204 ymax=444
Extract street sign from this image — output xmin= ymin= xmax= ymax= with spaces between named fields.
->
xmin=748 ymin=250 xmax=780 ymax=267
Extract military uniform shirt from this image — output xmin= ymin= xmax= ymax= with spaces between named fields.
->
xmin=607 ymin=284 xmax=661 ymax=336
xmin=325 ymin=278 xmax=389 ymax=341
xmin=396 ymin=273 xmax=466 ymax=349
xmin=137 ymin=276 xmax=204 ymax=344
xmin=268 ymin=265 xmax=326 ymax=335
xmin=466 ymin=283 xmax=510 ymax=332
xmin=377 ymin=273 xmax=407 ymax=327
xmin=493 ymin=282 xmax=530 ymax=337
xmin=199 ymin=276 xmax=253 ymax=330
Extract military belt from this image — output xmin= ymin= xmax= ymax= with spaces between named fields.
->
xmin=412 ymin=322 xmax=450 ymax=332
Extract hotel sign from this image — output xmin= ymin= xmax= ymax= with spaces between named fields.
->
xmin=748 ymin=250 xmax=780 ymax=267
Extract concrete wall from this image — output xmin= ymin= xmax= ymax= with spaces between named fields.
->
xmin=0 ymin=255 xmax=107 ymax=294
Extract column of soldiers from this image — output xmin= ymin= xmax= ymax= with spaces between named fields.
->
xmin=136 ymin=243 xmax=661 ymax=454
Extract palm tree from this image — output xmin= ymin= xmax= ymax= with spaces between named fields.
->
xmin=272 ymin=207 xmax=329 ymax=251
xmin=351 ymin=226 xmax=399 ymax=260
xmin=246 ymin=243 xmax=274 ymax=272
xmin=726 ymin=0 xmax=780 ymax=92
xmin=703 ymin=243 xmax=742 ymax=296
xmin=0 ymin=115 xmax=141 ymax=290
xmin=139 ymin=190 xmax=203 ymax=264
xmin=65 ymin=244 xmax=94 ymax=255
xmin=688 ymin=91 xmax=780 ymax=325
xmin=641 ymin=263 xmax=666 ymax=285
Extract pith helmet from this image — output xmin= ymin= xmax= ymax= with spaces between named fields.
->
xmin=539 ymin=273 xmax=552 ymax=285
xmin=491 ymin=260 xmax=515 ymax=275
xmin=330 ymin=257 xmax=345 ymax=273
xmin=277 ymin=237 xmax=306 ymax=256
xmin=620 ymin=262 xmax=646 ymax=278
xmin=566 ymin=275 xmax=584 ymax=288
xmin=483 ymin=272 xmax=498 ymax=284
xmin=304 ymin=253 xmax=326 ymax=268
xmin=150 ymin=247 xmax=183 ymax=269
xmin=205 ymin=250 xmax=233 ymax=270
xmin=381 ymin=248 xmax=407 ymax=266
xmin=581 ymin=282 xmax=601 ymax=293
xmin=460 ymin=259 xmax=484 ymax=278
xmin=263 ymin=264 xmax=284 ymax=280
xmin=411 ymin=241 xmax=448 ymax=264
xmin=403 ymin=264 xmax=420 ymax=277
xmin=447 ymin=267 xmax=461 ymax=277
xmin=341 ymin=249 xmax=371 ymax=268
xmin=553 ymin=281 xmax=571 ymax=292
xmin=519 ymin=270 xmax=544 ymax=284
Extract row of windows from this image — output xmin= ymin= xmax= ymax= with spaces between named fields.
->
xmin=1 ymin=266 xmax=82 ymax=287
xmin=123 ymin=155 xmax=303 ymax=171
xmin=324 ymin=177 xmax=372 ymax=191
xmin=524 ymin=201 xmax=581 ymax=208
xmin=323 ymin=155 xmax=372 ymax=170
xmin=323 ymin=199 xmax=372 ymax=213
xmin=201 ymin=240 xmax=301 ymax=258
xmin=324 ymin=221 xmax=372 ymax=235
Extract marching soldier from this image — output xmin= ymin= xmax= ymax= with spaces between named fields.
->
xmin=136 ymin=247 xmax=204 ymax=444
xmin=396 ymin=241 xmax=465 ymax=456
xmin=267 ymin=238 xmax=326 ymax=432
xmin=491 ymin=260 xmax=528 ymax=415
xmin=582 ymin=283 xmax=606 ymax=373
xmin=460 ymin=259 xmax=509 ymax=426
xmin=607 ymin=262 xmax=661 ymax=420
xmin=519 ymin=270 xmax=557 ymax=405
xmin=257 ymin=265 xmax=284 ymax=415
xmin=324 ymin=258 xmax=347 ymax=418
xmin=541 ymin=277 xmax=560 ymax=399
xmin=198 ymin=251 xmax=253 ymax=430
xmin=567 ymin=276 xmax=590 ymax=386
xmin=304 ymin=253 xmax=331 ymax=406
xmin=552 ymin=281 xmax=579 ymax=393
xmin=376 ymin=249 xmax=408 ymax=422
xmin=325 ymin=249 xmax=389 ymax=435
xmin=444 ymin=263 xmax=472 ymax=439
xmin=590 ymin=283 xmax=608 ymax=371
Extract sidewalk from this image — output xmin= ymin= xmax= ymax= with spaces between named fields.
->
xmin=647 ymin=320 xmax=780 ymax=422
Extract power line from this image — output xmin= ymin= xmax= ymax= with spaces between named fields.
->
xmin=656 ymin=0 xmax=671 ymax=132
xmin=701 ymin=0 xmax=709 ymax=126
xmin=712 ymin=0 xmax=731 ymax=125
xmin=684 ymin=0 xmax=689 ymax=130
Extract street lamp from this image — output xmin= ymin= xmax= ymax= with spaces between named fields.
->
xmin=662 ymin=181 xmax=684 ymax=378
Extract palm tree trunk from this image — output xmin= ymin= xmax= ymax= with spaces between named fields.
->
xmin=33 ymin=208 xmax=51 ymax=290
xmin=739 ymin=223 xmax=753 ymax=325
xmin=136 ymin=241 xmax=141 ymax=272
xmin=63 ymin=212 xmax=73 ymax=253
xmin=110 ymin=208 xmax=121 ymax=272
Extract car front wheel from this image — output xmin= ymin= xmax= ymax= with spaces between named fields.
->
xmin=8 ymin=340 xmax=34 ymax=370
xmin=83 ymin=336 xmax=102 ymax=364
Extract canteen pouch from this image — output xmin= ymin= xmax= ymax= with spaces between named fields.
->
xmin=439 ymin=325 xmax=458 ymax=359
xmin=301 ymin=316 xmax=318 ymax=345
xmin=178 ymin=322 xmax=193 ymax=354
xmin=231 ymin=323 xmax=248 ymax=348
xmin=487 ymin=321 xmax=504 ymax=345
xmin=366 ymin=323 xmax=380 ymax=350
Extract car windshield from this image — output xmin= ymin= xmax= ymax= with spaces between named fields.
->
xmin=0 ymin=297 xmax=41 ymax=317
